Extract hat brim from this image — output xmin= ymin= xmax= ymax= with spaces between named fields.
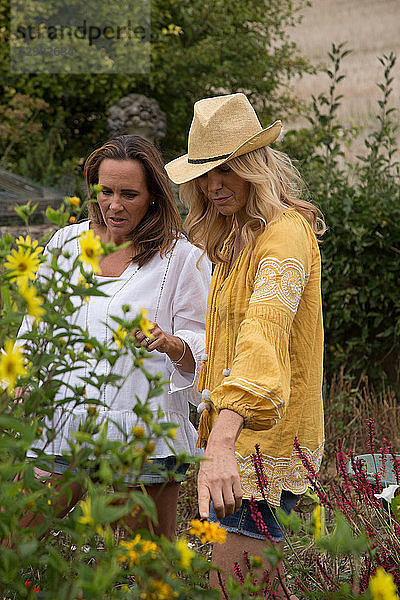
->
xmin=165 ymin=120 xmax=282 ymax=185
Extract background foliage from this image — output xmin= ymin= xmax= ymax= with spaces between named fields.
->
xmin=281 ymin=44 xmax=400 ymax=386
xmin=0 ymin=1 xmax=399 ymax=398
xmin=0 ymin=0 xmax=312 ymax=185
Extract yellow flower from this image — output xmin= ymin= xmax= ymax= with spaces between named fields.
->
xmin=250 ymin=556 xmax=263 ymax=569
xmin=113 ymin=325 xmax=128 ymax=349
xmin=4 ymin=246 xmax=41 ymax=287
xmin=47 ymin=481 xmax=52 ymax=505
xmin=145 ymin=442 xmax=155 ymax=455
xmin=168 ymin=428 xmax=177 ymax=439
xmin=15 ymin=235 xmax=44 ymax=256
xmin=142 ymin=539 xmax=158 ymax=557
xmin=370 ymin=568 xmax=399 ymax=600
xmin=141 ymin=580 xmax=177 ymax=600
xmin=67 ymin=196 xmax=81 ymax=207
xmin=161 ymin=23 xmax=182 ymax=36
xmin=128 ymin=548 xmax=140 ymax=564
xmin=176 ymin=538 xmax=195 ymax=570
xmin=0 ymin=340 xmax=27 ymax=394
xmin=139 ymin=307 xmax=154 ymax=339
xmin=312 ymin=504 xmax=322 ymax=540
xmin=78 ymin=497 xmax=94 ymax=526
xmin=119 ymin=534 xmax=158 ymax=567
xmin=189 ymin=519 xmax=227 ymax=544
xmin=92 ymin=183 xmax=103 ymax=195
xmin=20 ymin=285 xmax=45 ymax=322
xmin=133 ymin=425 xmax=145 ymax=438
xmin=78 ymin=230 xmax=103 ymax=273
xmin=117 ymin=545 xmax=140 ymax=566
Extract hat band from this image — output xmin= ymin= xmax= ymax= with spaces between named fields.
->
xmin=188 ymin=152 xmax=231 ymax=164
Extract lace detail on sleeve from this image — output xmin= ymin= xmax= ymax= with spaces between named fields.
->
xmin=250 ymin=257 xmax=309 ymax=313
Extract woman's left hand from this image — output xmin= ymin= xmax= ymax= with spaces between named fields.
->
xmin=134 ymin=323 xmax=195 ymax=372
xmin=134 ymin=322 xmax=171 ymax=354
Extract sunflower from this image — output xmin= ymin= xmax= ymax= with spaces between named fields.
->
xmin=369 ymin=568 xmax=399 ymax=600
xmin=20 ymin=285 xmax=45 ymax=322
xmin=0 ymin=340 xmax=27 ymax=394
xmin=175 ymin=538 xmax=195 ymax=570
xmin=78 ymin=230 xmax=103 ymax=273
xmin=15 ymin=235 xmax=44 ymax=257
xmin=4 ymin=246 xmax=41 ymax=287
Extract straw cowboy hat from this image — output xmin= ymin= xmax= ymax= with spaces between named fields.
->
xmin=165 ymin=93 xmax=282 ymax=185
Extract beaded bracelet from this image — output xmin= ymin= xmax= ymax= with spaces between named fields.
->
xmin=171 ymin=338 xmax=187 ymax=367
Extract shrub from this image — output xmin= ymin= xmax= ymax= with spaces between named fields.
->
xmin=281 ymin=44 xmax=400 ymax=386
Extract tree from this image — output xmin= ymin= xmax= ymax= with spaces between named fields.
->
xmin=0 ymin=0 xmax=312 ymax=185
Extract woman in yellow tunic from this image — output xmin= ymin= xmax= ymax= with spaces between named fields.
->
xmin=165 ymin=93 xmax=325 ymax=595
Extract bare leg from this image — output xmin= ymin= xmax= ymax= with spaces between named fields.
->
xmin=18 ymin=470 xmax=85 ymax=530
xmin=15 ymin=470 xmax=180 ymax=542
xmin=210 ymin=532 xmax=298 ymax=599
xmin=19 ymin=472 xmax=180 ymax=540
xmin=116 ymin=482 xmax=181 ymax=541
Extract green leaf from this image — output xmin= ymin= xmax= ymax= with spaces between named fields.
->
xmin=17 ymin=540 xmax=39 ymax=559
xmin=46 ymin=206 xmax=70 ymax=227
xmin=317 ymin=512 xmax=368 ymax=556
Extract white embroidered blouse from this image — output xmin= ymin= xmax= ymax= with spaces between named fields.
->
xmin=20 ymin=221 xmax=211 ymax=459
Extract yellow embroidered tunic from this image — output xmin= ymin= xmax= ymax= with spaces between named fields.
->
xmin=198 ymin=209 xmax=324 ymax=506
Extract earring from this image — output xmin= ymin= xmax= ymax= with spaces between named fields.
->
xmin=151 ymin=201 xmax=155 ymax=205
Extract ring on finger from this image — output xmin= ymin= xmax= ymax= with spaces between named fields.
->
xmin=144 ymin=337 xmax=151 ymax=345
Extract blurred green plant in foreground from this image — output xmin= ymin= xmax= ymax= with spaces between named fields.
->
xmin=0 ymin=196 xmax=231 ymax=599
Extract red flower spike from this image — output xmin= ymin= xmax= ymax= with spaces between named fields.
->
xmin=234 ymin=561 xmax=245 ymax=583
xmin=366 ymin=418 xmax=375 ymax=454
xmin=248 ymin=496 xmax=275 ymax=542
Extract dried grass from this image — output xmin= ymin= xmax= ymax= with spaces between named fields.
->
xmin=287 ymin=0 xmax=400 ymax=155
xmin=321 ymin=368 xmax=400 ymax=481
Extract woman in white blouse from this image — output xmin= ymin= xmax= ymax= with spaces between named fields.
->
xmin=19 ymin=135 xmax=211 ymax=539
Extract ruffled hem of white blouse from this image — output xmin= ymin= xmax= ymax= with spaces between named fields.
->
xmin=26 ymin=408 xmax=203 ymax=459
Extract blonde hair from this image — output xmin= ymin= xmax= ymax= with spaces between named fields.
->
xmin=181 ymin=146 xmax=326 ymax=263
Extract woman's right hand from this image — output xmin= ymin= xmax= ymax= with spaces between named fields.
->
xmin=197 ymin=409 xmax=244 ymax=520
xmin=13 ymin=386 xmax=29 ymax=404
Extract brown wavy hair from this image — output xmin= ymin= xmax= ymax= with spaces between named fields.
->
xmin=181 ymin=146 xmax=326 ymax=263
xmin=84 ymin=135 xmax=181 ymax=267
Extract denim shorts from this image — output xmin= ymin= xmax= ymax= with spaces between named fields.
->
xmin=209 ymin=491 xmax=300 ymax=541
xmin=38 ymin=455 xmax=189 ymax=485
